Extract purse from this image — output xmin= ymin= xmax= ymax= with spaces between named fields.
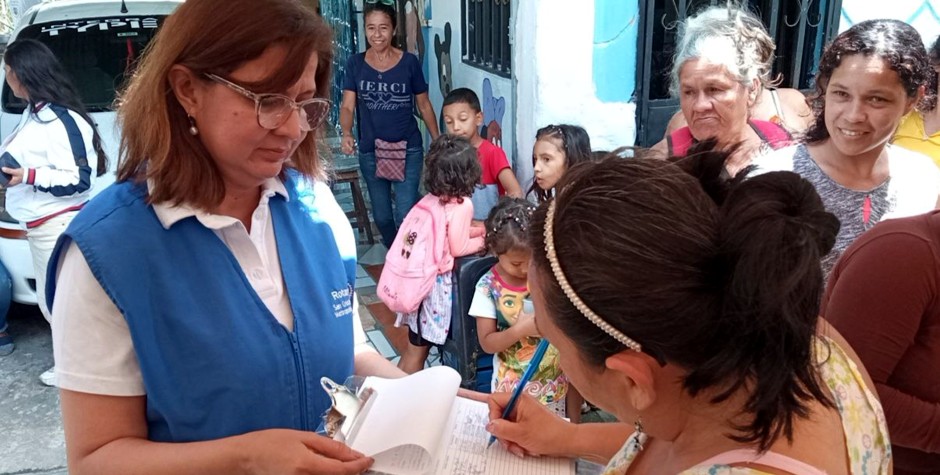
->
xmin=374 ymin=138 xmax=408 ymax=182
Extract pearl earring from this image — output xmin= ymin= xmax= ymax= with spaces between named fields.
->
xmin=632 ymin=417 xmax=646 ymax=452
xmin=187 ymin=115 xmax=199 ymax=136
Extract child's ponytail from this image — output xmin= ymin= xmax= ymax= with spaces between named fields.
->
xmin=484 ymin=197 xmax=536 ymax=255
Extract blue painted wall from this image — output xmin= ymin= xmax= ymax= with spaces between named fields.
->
xmin=593 ymin=0 xmax=639 ymax=103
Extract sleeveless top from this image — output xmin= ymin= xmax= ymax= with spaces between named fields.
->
xmin=602 ymin=337 xmax=891 ymax=475
xmin=667 ymin=119 xmax=792 ymax=157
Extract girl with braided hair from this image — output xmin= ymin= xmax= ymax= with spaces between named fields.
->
xmin=470 ymin=197 xmax=582 ymax=420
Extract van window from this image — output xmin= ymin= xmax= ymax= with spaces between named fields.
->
xmin=0 ymin=16 xmax=168 ymax=224
xmin=2 ymin=16 xmax=167 ymax=113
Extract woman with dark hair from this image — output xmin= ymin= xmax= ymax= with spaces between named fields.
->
xmin=485 ymin=146 xmax=891 ymax=473
xmin=528 ymin=124 xmax=593 ymax=202
xmin=46 ymin=0 xmax=410 ymax=472
xmin=755 ymin=19 xmax=940 ymax=279
xmin=339 ymin=1 xmax=440 ymax=248
xmin=893 ymin=34 xmax=940 ymax=166
xmin=0 ymin=39 xmax=108 ymax=384
xmin=823 ymin=211 xmax=940 ymax=474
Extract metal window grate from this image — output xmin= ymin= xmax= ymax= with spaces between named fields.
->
xmin=462 ymin=0 xmax=512 ymax=78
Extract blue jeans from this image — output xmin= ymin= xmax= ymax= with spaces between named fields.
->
xmin=359 ymin=147 xmax=424 ymax=248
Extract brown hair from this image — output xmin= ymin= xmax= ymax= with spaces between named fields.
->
xmin=530 ymin=143 xmax=838 ymax=451
xmin=804 ymin=19 xmax=931 ymax=142
xmin=116 ymin=0 xmax=333 ymax=207
xmin=423 ymin=134 xmax=480 ymax=203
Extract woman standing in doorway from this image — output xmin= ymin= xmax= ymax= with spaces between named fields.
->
xmin=340 ymin=0 xmax=440 ymax=248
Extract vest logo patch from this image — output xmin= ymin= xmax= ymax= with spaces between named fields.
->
xmin=332 ymin=284 xmax=354 ymax=319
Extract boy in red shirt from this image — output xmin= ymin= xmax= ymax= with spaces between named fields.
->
xmin=441 ymin=88 xmax=522 ymax=221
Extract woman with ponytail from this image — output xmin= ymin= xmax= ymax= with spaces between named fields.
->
xmin=485 ymin=143 xmax=891 ymax=474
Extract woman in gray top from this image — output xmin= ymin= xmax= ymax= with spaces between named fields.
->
xmin=754 ymin=19 xmax=940 ymax=278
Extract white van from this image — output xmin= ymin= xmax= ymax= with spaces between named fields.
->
xmin=0 ymin=0 xmax=183 ymax=306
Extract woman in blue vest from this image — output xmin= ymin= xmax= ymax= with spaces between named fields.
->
xmin=339 ymin=1 xmax=440 ymax=248
xmin=46 ymin=0 xmax=406 ymax=472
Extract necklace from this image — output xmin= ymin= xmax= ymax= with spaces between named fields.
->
xmin=371 ymin=49 xmax=393 ymax=63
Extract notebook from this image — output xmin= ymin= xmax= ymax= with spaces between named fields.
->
xmin=340 ymin=366 xmax=575 ymax=475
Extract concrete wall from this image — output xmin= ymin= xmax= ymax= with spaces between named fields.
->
xmin=513 ymin=0 xmax=639 ymax=191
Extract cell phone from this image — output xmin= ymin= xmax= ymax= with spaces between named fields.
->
xmin=0 ymin=154 xmax=21 ymax=186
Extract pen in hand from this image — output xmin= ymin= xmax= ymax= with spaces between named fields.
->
xmin=487 ymin=338 xmax=551 ymax=448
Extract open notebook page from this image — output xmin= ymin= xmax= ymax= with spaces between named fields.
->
xmin=348 ymin=366 xmax=461 ymax=474
xmin=432 ymin=396 xmax=575 ymax=475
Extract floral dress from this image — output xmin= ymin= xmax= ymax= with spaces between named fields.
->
xmin=468 ymin=266 xmax=569 ymax=415
xmin=602 ymin=337 xmax=891 ymax=474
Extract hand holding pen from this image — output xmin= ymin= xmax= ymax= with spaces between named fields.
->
xmin=485 ymin=368 xmax=575 ymax=457
xmin=487 ymin=339 xmax=552 ymax=450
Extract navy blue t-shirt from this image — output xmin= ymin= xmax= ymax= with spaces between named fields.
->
xmin=343 ymin=52 xmax=428 ymax=153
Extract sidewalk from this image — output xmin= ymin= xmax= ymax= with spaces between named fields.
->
xmin=0 ymin=304 xmax=67 ymax=475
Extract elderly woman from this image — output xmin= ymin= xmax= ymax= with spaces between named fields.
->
xmin=652 ymin=6 xmax=791 ymax=176
xmin=663 ymin=9 xmax=812 ymax=136
xmin=485 ymin=148 xmax=891 ymax=474
xmin=339 ymin=1 xmax=440 ymax=248
xmin=755 ymin=20 xmax=940 ymax=279
xmin=47 ymin=0 xmax=409 ymax=473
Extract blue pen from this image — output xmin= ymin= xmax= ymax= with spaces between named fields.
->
xmin=487 ymin=338 xmax=551 ymax=448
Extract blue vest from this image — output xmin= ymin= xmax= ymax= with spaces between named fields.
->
xmin=47 ymin=175 xmax=356 ymax=442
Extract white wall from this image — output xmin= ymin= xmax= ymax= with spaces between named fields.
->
xmin=513 ymin=0 xmax=637 ymax=192
xmin=427 ymin=0 xmax=638 ymax=195
xmin=840 ymin=0 xmax=940 ymax=45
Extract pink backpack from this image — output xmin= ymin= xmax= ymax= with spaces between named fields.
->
xmin=378 ymin=194 xmax=449 ymax=313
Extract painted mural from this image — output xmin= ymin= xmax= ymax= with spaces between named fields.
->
xmin=433 ymin=22 xmax=454 ymax=98
xmin=480 ymin=78 xmax=506 ymax=147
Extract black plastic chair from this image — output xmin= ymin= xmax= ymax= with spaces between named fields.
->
xmin=441 ymin=255 xmax=496 ymax=391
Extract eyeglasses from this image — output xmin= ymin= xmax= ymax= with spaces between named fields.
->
xmin=365 ymin=0 xmax=395 ymax=4
xmin=204 ymin=73 xmax=331 ymax=132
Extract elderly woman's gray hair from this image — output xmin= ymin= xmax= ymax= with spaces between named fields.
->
xmin=669 ymin=5 xmax=776 ymax=97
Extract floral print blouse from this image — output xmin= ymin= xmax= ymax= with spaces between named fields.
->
xmin=602 ymin=337 xmax=891 ymax=474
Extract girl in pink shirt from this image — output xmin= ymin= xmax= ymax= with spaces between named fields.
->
xmin=395 ymin=135 xmax=486 ymax=373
